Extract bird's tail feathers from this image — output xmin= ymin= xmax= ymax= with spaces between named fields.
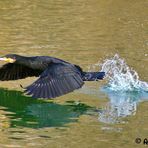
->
xmin=82 ymin=72 xmax=105 ymax=81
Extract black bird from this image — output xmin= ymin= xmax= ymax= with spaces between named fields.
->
xmin=0 ymin=54 xmax=105 ymax=99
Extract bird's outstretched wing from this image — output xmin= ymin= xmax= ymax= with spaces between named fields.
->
xmin=0 ymin=63 xmax=41 ymax=81
xmin=25 ymin=63 xmax=84 ymax=99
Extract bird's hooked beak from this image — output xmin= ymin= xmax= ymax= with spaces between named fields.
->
xmin=0 ymin=57 xmax=16 ymax=63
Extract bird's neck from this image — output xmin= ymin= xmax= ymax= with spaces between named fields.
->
xmin=15 ymin=57 xmax=34 ymax=67
xmin=16 ymin=56 xmax=48 ymax=70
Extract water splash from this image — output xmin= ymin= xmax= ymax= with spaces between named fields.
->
xmin=84 ymin=54 xmax=148 ymax=124
xmin=96 ymin=54 xmax=148 ymax=124
xmin=100 ymin=54 xmax=148 ymax=92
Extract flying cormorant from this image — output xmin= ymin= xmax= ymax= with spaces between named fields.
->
xmin=0 ymin=54 xmax=105 ymax=99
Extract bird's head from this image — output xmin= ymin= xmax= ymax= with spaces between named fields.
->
xmin=0 ymin=54 xmax=20 ymax=63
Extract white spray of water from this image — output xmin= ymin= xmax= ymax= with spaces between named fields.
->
xmin=93 ymin=54 xmax=148 ymax=124
xmin=100 ymin=54 xmax=148 ymax=91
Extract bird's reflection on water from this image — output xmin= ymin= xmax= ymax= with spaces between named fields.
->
xmin=99 ymin=88 xmax=148 ymax=123
xmin=0 ymin=89 xmax=92 ymax=128
xmin=0 ymin=86 xmax=147 ymax=128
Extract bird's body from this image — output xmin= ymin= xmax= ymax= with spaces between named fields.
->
xmin=0 ymin=54 xmax=105 ymax=99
